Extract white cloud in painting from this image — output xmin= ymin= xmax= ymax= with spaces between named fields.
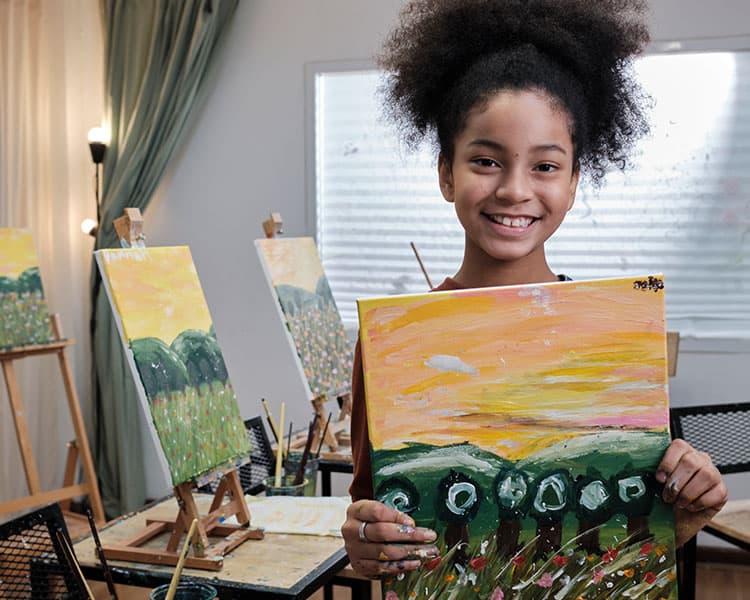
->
xmin=425 ymin=354 xmax=478 ymax=376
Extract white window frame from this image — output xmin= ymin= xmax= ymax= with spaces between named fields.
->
xmin=305 ymin=37 xmax=750 ymax=354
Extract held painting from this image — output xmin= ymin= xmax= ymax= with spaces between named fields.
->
xmin=255 ymin=237 xmax=353 ymax=400
xmin=96 ymin=247 xmax=250 ymax=486
xmin=0 ymin=228 xmax=55 ymax=350
xmin=358 ymin=276 xmax=677 ymax=600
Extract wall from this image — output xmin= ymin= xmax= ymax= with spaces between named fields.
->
xmin=144 ymin=0 xmax=750 ymax=533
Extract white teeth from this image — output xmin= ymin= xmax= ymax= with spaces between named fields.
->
xmin=488 ymin=215 xmax=533 ymax=227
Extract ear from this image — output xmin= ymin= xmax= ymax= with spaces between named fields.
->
xmin=567 ymin=162 xmax=580 ymax=211
xmin=438 ymin=153 xmax=455 ymax=203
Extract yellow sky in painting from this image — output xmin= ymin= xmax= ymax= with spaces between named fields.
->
xmin=358 ymin=276 xmax=669 ymax=460
xmin=98 ymin=247 xmax=212 ymax=344
xmin=256 ymin=237 xmax=323 ymax=292
xmin=0 ymin=229 xmax=39 ymax=279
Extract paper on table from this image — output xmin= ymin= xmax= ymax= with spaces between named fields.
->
xmin=244 ymin=495 xmax=350 ymax=537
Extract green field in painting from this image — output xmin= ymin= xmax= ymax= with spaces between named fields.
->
xmin=0 ymin=267 xmax=54 ymax=349
xmin=372 ymin=431 xmax=677 ymax=599
xmin=149 ymin=381 xmax=249 ymax=485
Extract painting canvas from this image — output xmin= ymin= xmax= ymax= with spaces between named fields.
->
xmin=0 ymin=228 xmax=55 ymax=350
xmin=96 ymin=247 xmax=250 ymax=486
xmin=358 ymin=275 xmax=677 ymax=600
xmin=255 ymin=237 xmax=353 ymax=399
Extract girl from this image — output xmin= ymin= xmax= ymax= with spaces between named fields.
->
xmin=341 ymin=0 xmax=727 ymax=579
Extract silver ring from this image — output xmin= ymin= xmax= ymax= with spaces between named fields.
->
xmin=358 ymin=520 xmax=370 ymax=543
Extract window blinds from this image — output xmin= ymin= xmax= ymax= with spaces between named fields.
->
xmin=314 ymin=52 xmax=750 ymax=339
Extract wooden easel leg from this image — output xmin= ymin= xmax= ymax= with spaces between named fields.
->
xmin=59 ymin=441 xmax=79 ymax=511
xmin=169 ymin=483 xmax=210 ymax=556
xmin=51 ymin=316 xmax=105 ymax=523
xmin=2 ymin=358 xmax=42 ymax=494
xmin=313 ymin=396 xmax=339 ymax=452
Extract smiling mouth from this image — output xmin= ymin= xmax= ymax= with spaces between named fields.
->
xmin=484 ymin=214 xmax=538 ymax=228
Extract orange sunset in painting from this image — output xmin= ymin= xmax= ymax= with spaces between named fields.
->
xmin=358 ymin=276 xmax=669 ymax=461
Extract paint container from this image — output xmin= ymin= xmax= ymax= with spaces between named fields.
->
xmin=284 ymin=451 xmax=320 ymax=496
xmin=149 ymin=583 xmax=217 ymax=600
xmin=264 ymin=474 xmax=307 ymax=496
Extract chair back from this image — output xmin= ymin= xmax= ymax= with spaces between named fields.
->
xmin=0 ymin=502 xmax=87 ymax=598
xmin=670 ymin=402 xmax=750 ymax=474
xmin=239 ymin=416 xmax=276 ymax=495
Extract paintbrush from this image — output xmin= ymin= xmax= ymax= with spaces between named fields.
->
xmin=165 ymin=518 xmax=199 ymax=600
xmin=86 ymin=507 xmax=118 ymax=599
xmin=285 ymin=421 xmax=293 ymax=468
xmin=293 ymin=419 xmax=316 ymax=486
xmin=261 ymin=398 xmax=282 ymax=447
xmin=314 ymin=412 xmax=333 ymax=458
xmin=54 ymin=528 xmax=96 ymax=600
xmin=274 ymin=402 xmax=286 ymax=487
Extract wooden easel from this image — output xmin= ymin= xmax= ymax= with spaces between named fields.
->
xmin=101 ymin=469 xmax=264 ymax=570
xmin=0 ymin=315 xmax=106 ymax=527
xmin=262 ymin=212 xmax=283 ymax=238
xmin=113 ymin=207 xmax=145 ymax=248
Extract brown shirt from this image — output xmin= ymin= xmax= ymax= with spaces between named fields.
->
xmin=348 ymin=277 xmax=464 ymax=501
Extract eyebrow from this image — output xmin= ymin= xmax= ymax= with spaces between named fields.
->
xmin=468 ymin=139 xmax=568 ymax=155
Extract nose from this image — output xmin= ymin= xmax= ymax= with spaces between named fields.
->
xmin=495 ymin=166 xmax=532 ymax=204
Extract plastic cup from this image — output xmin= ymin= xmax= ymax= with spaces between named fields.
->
xmin=149 ymin=582 xmax=217 ymax=600
xmin=284 ymin=452 xmax=319 ymax=496
xmin=264 ymin=474 xmax=307 ymax=496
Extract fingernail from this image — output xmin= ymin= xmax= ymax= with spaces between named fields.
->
xmin=419 ymin=528 xmax=437 ymax=542
xmin=655 ymin=470 xmax=667 ymax=483
xmin=669 ymin=480 xmax=679 ymax=494
xmin=400 ymin=514 xmax=415 ymax=527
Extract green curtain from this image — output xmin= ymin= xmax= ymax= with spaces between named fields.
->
xmin=91 ymin=0 xmax=239 ymax=517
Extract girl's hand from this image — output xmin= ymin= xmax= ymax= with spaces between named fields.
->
xmin=656 ymin=438 xmax=728 ymax=547
xmin=341 ymin=499 xmax=439 ymax=578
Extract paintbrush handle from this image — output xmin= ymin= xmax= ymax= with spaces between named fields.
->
xmin=274 ymin=403 xmax=286 ymax=487
xmin=315 ymin=412 xmax=333 ymax=458
xmin=294 ymin=420 xmax=315 ymax=486
xmin=86 ymin=508 xmax=117 ymax=599
xmin=165 ymin=518 xmax=199 ymax=600
xmin=261 ymin=398 xmax=282 ymax=446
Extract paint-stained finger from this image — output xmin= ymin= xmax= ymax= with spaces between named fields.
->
xmin=361 ymin=521 xmax=437 ymax=544
xmin=349 ymin=557 xmax=422 ymax=579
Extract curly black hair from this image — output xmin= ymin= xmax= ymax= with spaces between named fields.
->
xmin=378 ymin=0 xmax=651 ymax=185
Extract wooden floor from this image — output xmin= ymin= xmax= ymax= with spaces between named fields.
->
xmin=92 ymin=560 xmax=750 ymax=599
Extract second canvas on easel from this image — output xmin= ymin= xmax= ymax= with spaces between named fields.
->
xmin=96 ymin=247 xmax=250 ymax=486
xmin=358 ymin=275 xmax=678 ymax=600
xmin=255 ymin=237 xmax=353 ymax=400
xmin=0 ymin=228 xmax=55 ymax=350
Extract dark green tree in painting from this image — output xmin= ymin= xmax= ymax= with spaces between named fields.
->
xmin=614 ymin=471 xmax=656 ymax=543
xmin=436 ymin=470 xmax=482 ymax=565
xmin=375 ymin=477 xmax=420 ymax=515
xmin=494 ymin=467 xmax=532 ymax=558
xmin=0 ymin=275 xmax=15 ymax=292
xmin=529 ymin=469 xmax=573 ymax=557
xmin=171 ymin=329 xmax=229 ymax=391
xmin=130 ymin=337 xmax=190 ymax=400
xmin=575 ymin=471 xmax=613 ymax=553
xmin=17 ymin=267 xmax=43 ymax=293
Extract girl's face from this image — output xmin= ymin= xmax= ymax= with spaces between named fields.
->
xmin=439 ymin=89 xmax=579 ymax=283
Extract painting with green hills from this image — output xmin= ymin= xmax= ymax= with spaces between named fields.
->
xmin=255 ymin=237 xmax=353 ymax=400
xmin=358 ymin=276 xmax=678 ymax=600
xmin=96 ymin=246 xmax=250 ymax=486
xmin=0 ymin=228 xmax=55 ymax=350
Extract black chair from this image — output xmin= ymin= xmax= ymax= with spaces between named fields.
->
xmin=670 ymin=401 xmax=750 ymax=600
xmin=0 ymin=502 xmax=89 ymax=599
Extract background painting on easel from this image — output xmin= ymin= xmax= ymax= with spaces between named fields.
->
xmin=255 ymin=237 xmax=353 ymax=399
xmin=0 ymin=228 xmax=55 ymax=350
xmin=96 ymin=247 xmax=250 ymax=486
xmin=358 ymin=276 xmax=678 ymax=600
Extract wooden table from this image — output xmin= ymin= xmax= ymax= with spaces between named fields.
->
xmin=73 ymin=495 xmax=350 ymax=599
xmin=706 ymin=499 xmax=750 ymax=551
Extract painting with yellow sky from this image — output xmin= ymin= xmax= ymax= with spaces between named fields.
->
xmin=96 ymin=247 xmax=249 ymax=486
xmin=0 ymin=228 xmax=54 ymax=349
xmin=256 ymin=237 xmax=352 ymax=400
xmin=358 ymin=275 xmax=678 ymax=600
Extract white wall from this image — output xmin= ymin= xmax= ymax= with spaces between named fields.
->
xmin=143 ymin=0 xmax=750 ymax=532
